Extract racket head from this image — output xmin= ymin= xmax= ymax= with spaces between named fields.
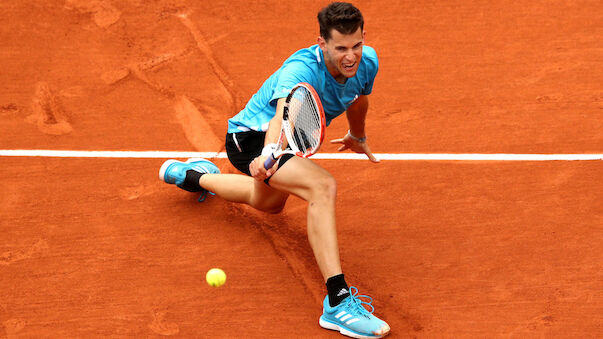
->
xmin=282 ymin=83 xmax=326 ymax=158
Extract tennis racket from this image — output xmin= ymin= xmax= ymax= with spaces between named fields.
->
xmin=264 ymin=82 xmax=326 ymax=169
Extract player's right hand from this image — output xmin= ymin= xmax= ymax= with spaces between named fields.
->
xmin=249 ymin=156 xmax=278 ymax=180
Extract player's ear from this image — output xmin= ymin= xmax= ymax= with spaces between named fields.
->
xmin=317 ymin=35 xmax=326 ymax=49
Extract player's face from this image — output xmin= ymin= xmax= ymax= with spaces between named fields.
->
xmin=318 ymin=27 xmax=365 ymax=83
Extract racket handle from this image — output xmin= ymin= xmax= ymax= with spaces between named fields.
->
xmin=264 ymin=154 xmax=277 ymax=169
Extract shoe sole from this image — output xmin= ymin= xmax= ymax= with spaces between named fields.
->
xmin=319 ymin=317 xmax=388 ymax=339
xmin=158 ymin=158 xmax=215 ymax=182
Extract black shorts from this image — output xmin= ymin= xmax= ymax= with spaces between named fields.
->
xmin=225 ymin=131 xmax=294 ymax=183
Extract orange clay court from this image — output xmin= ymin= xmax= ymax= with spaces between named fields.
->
xmin=1 ymin=1 xmax=602 ymax=338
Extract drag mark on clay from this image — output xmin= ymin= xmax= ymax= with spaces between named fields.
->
xmin=173 ymin=96 xmax=223 ymax=152
xmin=118 ymin=183 xmax=159 ymax=201
xmin=26 ymin=82 xmax=73 ymax=135
xmin=148 ymin=309 xmax=179 ymax=336
xmin=59 ymin=86 xmax=86 ymax=98
xmin=175 ymin=11 xmax=238 ymax=112
xmin=507 ymin=313 xmax=555 ymax=336
xmin=128 ymin=66 xmax=176 ymax=99
xmin=3 ymin=318 xmax=26 ymax=339
xmin=0 ymin=104 xmax=19 ymax=116
xmin=100 ymin=50 xmax=224 ymax=152
xmin=231 ymin=205 xmax=324 ymax=304
xmin=64 ymin=0 xmax=121 ymax=28
xmin=100 ymin=68 xmax=131 ymax=86
xmin=100 ymin=49 xmax=191 ymax=87
xmin=514 ymin=61 xmax=584 ymax=86
xmin=0 ymin=240 xmax=49 ymax=266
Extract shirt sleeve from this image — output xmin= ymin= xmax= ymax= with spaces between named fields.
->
xmin=361 ymin=47 xmax=379 ymax=96
xmin=269 ymin=61 xmax=315 ymax=104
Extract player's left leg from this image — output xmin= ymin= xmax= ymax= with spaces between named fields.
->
xmin=160 ymin=157 xmax=390 ymax=337
xmin=268 ymin=157 xmax=390 ymax=338
xmin=266 ymin=156 xmax=342 ymax=280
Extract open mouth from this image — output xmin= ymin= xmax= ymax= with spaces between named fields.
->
xmin=342 ymin=62 xmax=356 ymax=72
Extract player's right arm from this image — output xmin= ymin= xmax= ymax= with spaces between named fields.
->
xmin=249 ymin=97 xmax=286 ymax=180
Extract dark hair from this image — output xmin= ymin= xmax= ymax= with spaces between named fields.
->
xmin=317 ymin=2 xmax=364 ymax=40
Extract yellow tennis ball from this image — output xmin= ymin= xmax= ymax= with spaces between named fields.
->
xmin=206 ymin=268 xmax=226 ymax=287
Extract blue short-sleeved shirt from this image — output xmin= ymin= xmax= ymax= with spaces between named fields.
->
xmin=227 ymin=44 xmax=379 ymax=133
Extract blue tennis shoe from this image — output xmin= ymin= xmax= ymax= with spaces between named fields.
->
xmin=319 ymin=287 xmax=390 ymax=338
xmin=159 ymin=158 xmax=220 ymax=200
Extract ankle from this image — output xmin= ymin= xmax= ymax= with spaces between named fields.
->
xmin=178 ymin=170 xmax=205 ymax=192
xmin=326 ymin=273 xmax=350 ymax=307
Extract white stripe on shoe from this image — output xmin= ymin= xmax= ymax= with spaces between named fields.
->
xmin=335 ymin=311 xmax=347 ymax=319
xmin=340 ymin=314 xmax=353 ymax=321
xmin=191 ymin=165 xmax=207 ymax=173
xmin=346 ymin=318 xmax=360 ymax=325
xmin=334 ymin=311 xmax=361 ymax=327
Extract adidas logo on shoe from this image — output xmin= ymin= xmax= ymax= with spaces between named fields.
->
xmin=337 ymin=288 xmax=349 ymax=297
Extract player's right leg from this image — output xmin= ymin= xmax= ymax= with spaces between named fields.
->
xmin=159 ymin=131 xmax=290 ymax=213
xmin=199 ymin=172 xmax=289 ymax=214
xmin=159 ymin=158 xmax=289 ymax=213
xmin=159 ymin=157 xmax=220 ymax=201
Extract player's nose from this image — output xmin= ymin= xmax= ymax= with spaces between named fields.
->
xmin=344 ymin=51 xmax=355 ymax=63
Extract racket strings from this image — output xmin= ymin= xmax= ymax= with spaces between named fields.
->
xmin=287 ymin=88 xmax=322 ymax=155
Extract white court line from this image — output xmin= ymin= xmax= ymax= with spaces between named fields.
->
xmin=0 ymin=150 xmax=602 ymax=161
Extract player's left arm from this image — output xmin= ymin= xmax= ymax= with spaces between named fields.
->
xmin=330 ymin=94 xmax=379 ymax=163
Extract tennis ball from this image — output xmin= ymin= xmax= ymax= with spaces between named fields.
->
xmin=206 ymin=268 xmax=226 ymax=287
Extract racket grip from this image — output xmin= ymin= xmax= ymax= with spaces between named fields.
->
xmin=264 ymin=154 xmax=277 ymax=169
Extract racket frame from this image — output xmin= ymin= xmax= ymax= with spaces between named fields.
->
xmin=264 ymin=82 xmax=325 ymax=169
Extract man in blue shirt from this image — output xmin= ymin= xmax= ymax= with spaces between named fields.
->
xmin=227 ymin=43 xmax=378 ymax=135
xmin=160 ymin=2 xmax=389 ymax=337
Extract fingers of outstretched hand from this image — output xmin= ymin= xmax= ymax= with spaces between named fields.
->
xmin=331 ymin=136 xmax=352 ymax=152
xmin=361 ymin=144 xmax=380 ymax=163
xmin=366 ymin=151 xmax=380 ymax=163
xmin=330 ymin=135 xmax=379 ymax=163
xmin=338 ymin=144 xmax=349 ymax=151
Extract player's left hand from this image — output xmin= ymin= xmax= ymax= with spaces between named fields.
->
xmin=330 ymin=133 xmax=380 ymax=163
xmin=250 ymin=155 xmax=279 ymax=180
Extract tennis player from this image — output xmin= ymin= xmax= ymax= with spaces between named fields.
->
xmin=160 ymin=2 xmax=389 ymax=337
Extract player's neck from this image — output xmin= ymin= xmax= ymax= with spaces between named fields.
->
xmin=324 ymin=59 xmax=347 ymax=84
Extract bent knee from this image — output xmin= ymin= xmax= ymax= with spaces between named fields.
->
xmin=252 ymin=197 xmax=287 ymax=214
xmin=310 ymin=173 xmax=337 ymax=201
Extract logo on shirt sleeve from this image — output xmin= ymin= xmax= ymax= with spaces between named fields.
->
xmin=347 ymin=94 xmax=359 ymax=104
